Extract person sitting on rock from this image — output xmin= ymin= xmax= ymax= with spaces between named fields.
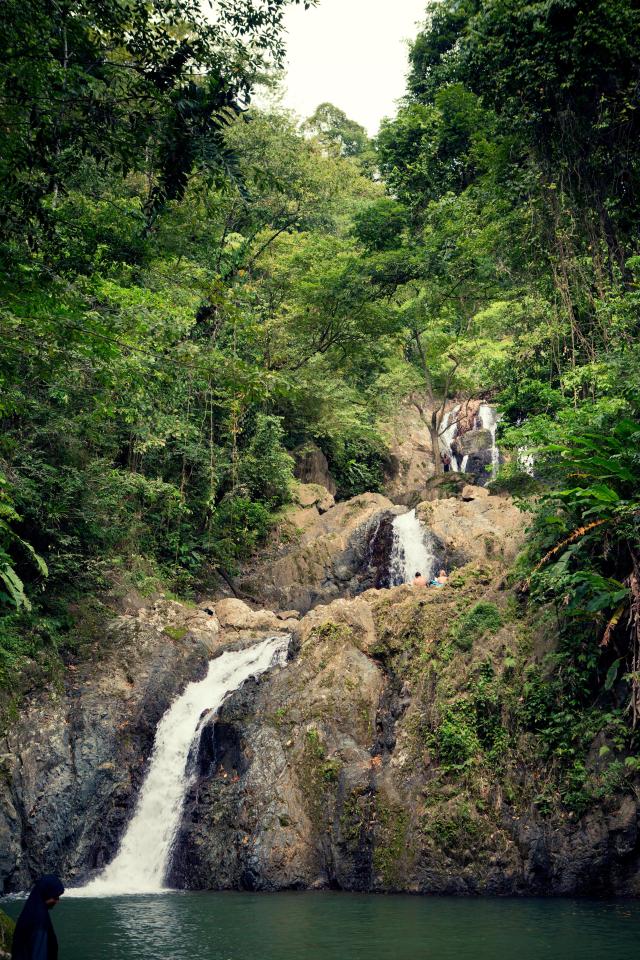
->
xmin=11 ymin=875 xmax=64 ymax=960
xmin=412 ymin=571 xmax=427 ymax=587
xmin=430 ymin=569 xmax=449 ymax=587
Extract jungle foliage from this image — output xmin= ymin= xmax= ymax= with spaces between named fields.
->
xmin=0 ymin=0 xmax=396 ymax=684
xmin=373 ymin=0 xmax=640 ymax=789
xmin=1 ymin=0 xmax=640 ymax=743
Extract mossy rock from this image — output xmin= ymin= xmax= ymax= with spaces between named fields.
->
xmin=0 ymin=909 xmax=15 ymax=957
xmin=163 ymin=624 xmax=188 ymax=642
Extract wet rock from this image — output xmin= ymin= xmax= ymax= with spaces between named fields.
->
xmin=169 ymin=600 xmax=385 ymax=891
xmin=240 ymin=493 xmax=397 ymax=613
xmin=5 ymin=562 xmax=640 ymax=897
xmin=458 ymin=428 xmax=493 ymax=455
xmin=463 ymin=450 xmax=494 ymax=486
xmin=362 ymin=513 xmax=396 ymax=588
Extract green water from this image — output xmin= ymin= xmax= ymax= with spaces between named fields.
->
xmin=4 ymin=892 xmax=640 ymax=960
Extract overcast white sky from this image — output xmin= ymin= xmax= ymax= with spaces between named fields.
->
xmin=279 ymin=0 xmax=427 ymax=135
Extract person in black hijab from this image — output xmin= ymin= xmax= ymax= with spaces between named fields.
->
xmin=11 ymin=875 xmax=64 ymax=960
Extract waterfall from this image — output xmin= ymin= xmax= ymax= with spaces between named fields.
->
xmin=478 ymin=403 xmax=500 ymax=478
xmin=388 ymin=509 xmax=436 ymax=586
xmin=73 ymin=636 xmax=289 ymax=897
xmin=518 ymin=448 xmax=535 ymax=476
xmin=439 ymin=405 xmax=461 ymax=470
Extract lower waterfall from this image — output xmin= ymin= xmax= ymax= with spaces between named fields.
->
xmin=388 ymin=509 xmax=436 ymax=586
xmin=73 ymin=635 xmax=289 ymax=896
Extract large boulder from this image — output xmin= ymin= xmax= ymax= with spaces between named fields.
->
xmin=393 ymin=474 xmax=470 ymax=508
xmin=293 ymin=444 xmax=337 ymax=496
xmin=168 ymin=595 xmax=385 ymax=891
xmin=417 ymin=487 xmax=526 ymax=566
xmin=293 ymin=482 xmax=335 ymax=513
xmin=214 ymin=598 xmax=298 ymax=637
xmin=458 ymin=428 xmax=494 ymax=455
xmin=5 ymin=548 xmax=640 ymax=897
xmin=380 ymin=401 xmax=437 ymax=500
xmin=240 ymin=493 xmax=398 ymax=613
xmin=168 ymin=568 xmax=640 ymax=895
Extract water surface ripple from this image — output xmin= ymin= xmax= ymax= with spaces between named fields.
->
xmin=3 ymin=892 xmax=640 ymax=960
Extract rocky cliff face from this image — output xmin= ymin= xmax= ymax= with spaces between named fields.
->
xmin=167 ymin=568 xmax=640 ymax=896
xmin=3 ymin=483 xmax=640 ymax=897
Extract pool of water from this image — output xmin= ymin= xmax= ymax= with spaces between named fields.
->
xmin=4 ymin=891 xmax=640 ymax=960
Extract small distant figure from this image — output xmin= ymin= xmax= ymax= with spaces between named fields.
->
xmin=441 ymin=452 xmax=451 ymax=473
xmin=413 ymin=571 xmax=427 ymax=587
xmin=11 ymin=874 xmax=64 ymax=960
xmin=430 ymin=569 xmax=449 ymax=588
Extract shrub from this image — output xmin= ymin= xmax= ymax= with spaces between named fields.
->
xmin=237 ymin=414 xmax=294 ymax=509
xmin=450 ymin=601 xmax=502 ymax=651
xmin=436 ymin=700 xmax=481 ymax=769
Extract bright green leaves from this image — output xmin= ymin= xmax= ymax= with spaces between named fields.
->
xmin=236 ymin=415 xmax=294 ymax=510
xmin=0 ymin=475 xmax=48 ymax=612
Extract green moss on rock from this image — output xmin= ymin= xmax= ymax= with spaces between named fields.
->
xmin=450 ymin=601 xmax=503 ymax=651
xmin=373 ymin=801 xmax=410 ymax=887
xmin=0 ymin=909 xmax=15 ymax=958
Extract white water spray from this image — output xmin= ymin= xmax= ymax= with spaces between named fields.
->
xmin=478 ymin=404 xmax=500 ymax=478
xmin=388 ymin=509 xmax=436 ymax=586
xmin=439 ymin=405 xmax=461 ymax=470
xmin=72 ymin=636 xmax=289 ymax=897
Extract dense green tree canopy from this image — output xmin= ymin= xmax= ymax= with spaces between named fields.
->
xmin=2 ymin=0 xmax=640 ymax=804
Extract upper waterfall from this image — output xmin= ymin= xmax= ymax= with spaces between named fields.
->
xmin=439 ymin=402 xmax=500 ymax=483
xmin=72 ymin=635 xmax=289 ymax=896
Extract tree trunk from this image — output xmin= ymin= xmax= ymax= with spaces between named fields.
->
xmin=430 ymin=410 xmax=443 ymax=476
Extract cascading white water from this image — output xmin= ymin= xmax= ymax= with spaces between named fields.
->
xmin=439 ymin=403 xmax=500 ymax=478
xmin=72 ymin=636 xmax=289 ymax=897
xmin=439 ymin=405 xmax=461 ymax=470
xmin=388 ymin=509 xmax=436 ymax=586
xmin=478 ymin=403 xmax=500 ymax=478
xmin=518 ymin=448 xmax=535 ymax=476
